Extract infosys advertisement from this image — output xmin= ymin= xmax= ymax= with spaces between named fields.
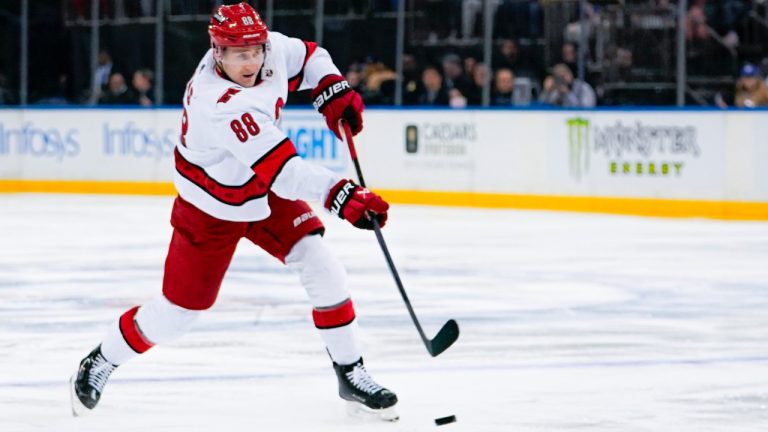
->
xmin=0 ymin=109 xmax=348 ymax=181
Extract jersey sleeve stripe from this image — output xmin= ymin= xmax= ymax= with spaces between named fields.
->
xmin=287 ymin=41 xmax=318 ymax=92
xmin=249 ymin=137 xmax=299 ymax=189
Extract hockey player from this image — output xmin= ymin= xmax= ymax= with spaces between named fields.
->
xmin=70 ymin=2 xmax=398 ymax=421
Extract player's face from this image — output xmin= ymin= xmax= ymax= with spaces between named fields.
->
xmin=219 ymin=45 xmax=265 ymax=87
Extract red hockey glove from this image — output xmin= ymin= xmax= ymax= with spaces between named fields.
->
xmin=325 ymin=179 xmax=388 ymax=230
xmin=311 ymin=74 xmax=364 ymax=139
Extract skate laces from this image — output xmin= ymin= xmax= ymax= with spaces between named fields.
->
xmin=346 ymin=364 xmax=383 ymax=395
xmin=87 ymin=352 xmax=116 ymax=392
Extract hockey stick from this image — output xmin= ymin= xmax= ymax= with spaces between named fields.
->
xmin=338 ymin=120 xmax=459 ymax=357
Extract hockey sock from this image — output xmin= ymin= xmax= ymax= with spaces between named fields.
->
xmin=101 ymin=306 xmax=153 ymax=365
xmin=100 ymin=296 xmax=200 ymax=365
xmin=286 ymin=235 xmax=363 ymax=365
xmin=313 ymin=299 xmax=363 ymax=365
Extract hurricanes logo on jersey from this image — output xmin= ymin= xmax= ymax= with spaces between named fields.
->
xmin=217 ymin=87 xmax=241 ymax=104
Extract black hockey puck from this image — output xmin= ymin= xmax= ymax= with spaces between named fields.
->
xmin=434 ymin=415 xmax=457 ymax=426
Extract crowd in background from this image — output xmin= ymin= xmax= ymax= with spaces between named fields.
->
xmin=90 ymin=50 xmax=155 ymax=106
xmin=1 ymin=0 xmax=767 ymax=108
xmin=342 ymin=46 xmax=598 ymax=108
xmin=342 ymin=45 xmax=768 ymax=109
xmin=722 ymin=62 xmax=768 ymax=108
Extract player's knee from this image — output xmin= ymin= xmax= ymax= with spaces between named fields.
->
xmin=135 ymin=295 xmax=201 ymax=344
xmin=309 ymin=251 xmax=348 ymax=298
xmin=286 ymin=235 xmax=349 ymax=306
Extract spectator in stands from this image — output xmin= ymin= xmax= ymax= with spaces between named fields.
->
xmin=493 ymin=39 xmax=519 ymax=71
xmin=760 ymin=57 xmax=768 ymax=85
xmin=563 ymin=1 xmax=599 ymax=44
xmin=686 ymin=0 xmax=710 ymax=42
xmin=466 ymin=62 xmax=489 ymax=106
xmin=401 ymin=54 xmax=421 ymax=105
xmin=95 ymin=50 xmax=113 ymax=89
xmin=716 ymin=0 xmax=751 ymax=49
xmin=539 ymin=63 xmax=596 ymax=107
xmin=491 ymin=68 xmax=515 ymax=106
xmin=361 ymin=61 xmax=397 ymax=105
xmin=463 ymin=56 xmax=478 ymax=83
xmin=90 ymin=49 xmax=114 ymax=103
xmin=98 ymin=72 xmax=133 ymax=105
xmin=441 ymin=53 xmax=473 ymax=97
xmin=493 ymin=38 xmax=542 ymax=83
xmin=130 ymin=68 xmax=154 ymax=107
xmin=561 ymin=42 xmax=578 ymax=76
xmin=345 ymin=64 xmax=365 ymax=94
xmin=604 ymin=45 xmax=634 ymax=83
xmin=734 ymin=63 xmax=768 ymax=108
xmin=417 ymin=66 xmax=450 ymax=106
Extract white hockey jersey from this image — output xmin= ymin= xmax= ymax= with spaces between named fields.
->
xmin=175 ymin=31 xmax=342 ymax=222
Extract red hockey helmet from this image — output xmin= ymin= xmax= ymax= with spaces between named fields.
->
xmin=208 ymin=2 xmax=268 ymax=48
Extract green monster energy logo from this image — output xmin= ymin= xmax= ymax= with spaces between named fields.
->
xmin=567 ymin=117 xmax=590 ymax=181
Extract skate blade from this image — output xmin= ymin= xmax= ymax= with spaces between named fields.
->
xmin=345 ymin=401 xmax=399 ymax=422
xmin=69 ymin=375 xmax=90 ymax=417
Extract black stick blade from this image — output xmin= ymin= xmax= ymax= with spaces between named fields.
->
xmin=427 ymin=319 xmax=460 ymax=357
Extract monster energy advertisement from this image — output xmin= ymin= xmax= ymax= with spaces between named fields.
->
xmin=566 ymin=117 xmax=704 ymax=181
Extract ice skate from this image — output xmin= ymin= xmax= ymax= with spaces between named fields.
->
xmin=70 ymin=345 xmax=117 ymax=416
xmin=333 ymin=358 xmax=399 ymax=422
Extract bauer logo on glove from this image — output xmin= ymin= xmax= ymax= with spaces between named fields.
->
xmin=325 ymin=179 xmax=389 ymax=230
xmin=312 ymin=80 xmax=351 ymax=110
xmin=328 ymin=181 xmax=355 ymax=216
xmin=311 ymin=75 xmax=364 ymax=139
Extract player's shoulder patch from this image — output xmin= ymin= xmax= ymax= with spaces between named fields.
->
xmin=217 ymin=87 xmax=242 ymax=104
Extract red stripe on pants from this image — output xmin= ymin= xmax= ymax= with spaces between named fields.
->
xmin=312 ymin=299 xmax=355 ymax=329
xmin=119 ymin=306 xmax=154 ymax=354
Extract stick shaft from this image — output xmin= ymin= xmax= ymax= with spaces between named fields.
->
xmin=338 ymin=121 xmax=432 ymax=347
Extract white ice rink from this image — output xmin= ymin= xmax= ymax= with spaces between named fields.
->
xmin=1 ymin=194 xmax=768 ymax=431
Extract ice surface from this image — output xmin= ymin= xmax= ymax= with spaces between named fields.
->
xmin=1 ymin=194 xmax=768 ymax=431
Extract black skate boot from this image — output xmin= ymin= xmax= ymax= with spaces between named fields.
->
xmin=333 ymin=358 xmax=399 ymax=421
xmin=69 ymin=345 xmax=117 ymax=416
